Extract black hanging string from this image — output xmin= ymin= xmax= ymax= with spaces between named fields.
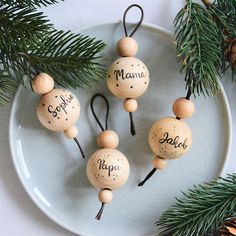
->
xmin=95 ymin=202 xmax=105 ymax=220
xmin=185 ymin=87 xmax=192 ymax=100
xmin=74 ymin=137 xmax=85 ymax=159
xmin=90 ymin=93 xmax=109 ymax=132
xmin=123 ymin=4 xmax=144 ymax=37
xmin=138 ymin=168 xmax=157 ymax=187
xmin=129 ymin=112 xmax=136 ymax=136
xmin=122 ymin=5 xmax=143 ymax=136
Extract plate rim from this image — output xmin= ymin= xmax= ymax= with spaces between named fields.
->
xmin=9 ymin=21 xmax=232 ymax=236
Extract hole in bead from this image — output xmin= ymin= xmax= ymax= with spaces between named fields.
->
xmin=130 ymin=86 xmax=133 ymax=88
xmin=116 ymin=84 xmax=119 ymax=87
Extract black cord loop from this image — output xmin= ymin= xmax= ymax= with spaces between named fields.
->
xmin=90 ymin=93 xmax=109 ymax=132
xmin=123 ymin=4 xmax=144 ymax=37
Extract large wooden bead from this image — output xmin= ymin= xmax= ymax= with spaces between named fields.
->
xmin=116 ymin=37 xmax=138 ymax=57
xmin=32 ymin=73 xmax=54 ymax=95
xmin=97 ymin=130 xmax=119 ymax=149
xmin=107 ymin=57 xmax=149 ymax=99
xmin=172 ymin=97 xmax=195 ymax=118
xmin=37 ymin=88 xmax=80 ymax=132
xmin=149 ymin=117 xmax=192 ymax=159
xmin=87 ymin=148 xmax=129 ymax=190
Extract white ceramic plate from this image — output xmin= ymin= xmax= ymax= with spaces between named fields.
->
xmin=9 ymin=23 xmax=232 ymax=236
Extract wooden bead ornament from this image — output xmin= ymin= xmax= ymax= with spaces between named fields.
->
xmin=107 ymin=4 xmax=150 ymax=136
xmin=138 ymin=89 xmax=194 ymax=186
xmin=87 ymin=93 xmax=130 ymax=220
xmin=32 ymin=72 xmax=85 ymax=158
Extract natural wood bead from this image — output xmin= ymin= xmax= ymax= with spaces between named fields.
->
xmin=107 ymin=57 xmax=149 ymax=99
xmin=37 ymin=88 xmax=80 ymax=132
xmin=152 ymin=156 xmax=167 ymax=170
xmin=98 ymin=189 xmax=112 ymax=203
xmin=123 ymin=98 xmax=138 ymax=112
xmin=87 ymin=148 xmax=129 ymax=190
xmin=116 ymin=37 xmax=138 ymax=57
xmin=148 ymin=117 xmax=192 ymax=160
xmin=32 ymin=73 xmax=54 ymax=95
xmin=97 ymin=130 xmax=119 ymax=149
xmin=64 ymin=126 xmax=78 ymax=139
xmin=172 ymin=97 xmax=195 ymax=118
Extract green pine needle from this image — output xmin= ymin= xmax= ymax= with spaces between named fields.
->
xmin=1 ymin=0 xmax=61 ymax=8
xmin=156 ymin=174 xmax=236 ymax=236
xmin=174 ymin=1 xmax=222 ymax=96
xmin=0 ymin=1 xmax=106 ymax=105
xmin=0 ymin=71 xmax=17 ymax=106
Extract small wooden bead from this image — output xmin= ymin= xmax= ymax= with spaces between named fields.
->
xmin=32 ymin=73 xmax=54 ymax=95
xmin=97 ymin=130 xmax=119 ymax=149
xmin=172 ymin=97 xmax=195 ymax=119
xmin=87 ymin=148 xmax=130 ymax=190
xmin=123 ymin=99 xmax=138 ymax=112
xmin=64 ymin=126 xmax=78 ymax=139
xmin=116 ymin=37 xmax=138 ymax=57
xmin=149 ymin=117 xmax=192 ymax=160
xmin=98 ymin=189 xmax=113 ymax=203
xmin=107 ymin=57 xmax=149 ymax=99
xmin=152 ymin=156 xmax=167 ymax=170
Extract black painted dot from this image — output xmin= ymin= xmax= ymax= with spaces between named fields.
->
xmin=144 ymin=82 xmax=147 ymax=84
xmin=57 ymin=117 xmax=60 ymax=119
xmin=42 ymin=104 xmax=45 ymax=106
xmin=108 ymin=74 xmax=110 ymax=78
xmin=55 ymin=96 xmax=58 ymax=98
xmin=116 ymin=84 xmax=119 ymax=87
xmin=66 ymin=118 xmax=68 ymax=121
xmin=48 ymin=121 xmax=51 ymax=124
xmin=113 ymin=178 xmax=116 ymax=180
xmin=130 ymin=86 xmax=133 ymax=88
xmin=116 ymin=61 xmax=119 ymax=64
xmin=131 ymin=64 xmax=134 ymax=67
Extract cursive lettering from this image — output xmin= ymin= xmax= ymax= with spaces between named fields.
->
xmin=48 ymin=94 xmax=74 ymax=118
xmin=97 ymin=159 xmax=121 ymax=177
xmin=159 ymin=132 xmax=188 ymax=150
xmin=114 ymin=69 xmax=145 ymax=81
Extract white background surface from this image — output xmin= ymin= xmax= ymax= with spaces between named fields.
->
xmin=0 ymin=0 xmax=235 ymax=235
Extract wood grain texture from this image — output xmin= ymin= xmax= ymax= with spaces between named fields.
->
xmin=148 ymin=117 xmax=192 ymax=159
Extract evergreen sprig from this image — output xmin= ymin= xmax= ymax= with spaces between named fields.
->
xmin=156 ymin=174 xmax=236 ymax=236
xmin=174 ymin=1 xmax=222 ymax=96
xmin=175 ymin=0 xmax=236 ymax=96
xmin=0 ymin=1 xmax=106 ymax=105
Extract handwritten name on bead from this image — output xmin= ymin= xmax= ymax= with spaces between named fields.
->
xmin=159 ymin=132 xmax=188 ymax=150
xmin=114 ymin=69 xmax=146 ymax=81
xmin=97 ymin=159 xmax=121 ymax=177
xmin=48 ymin=94 xmax=74 ymax=118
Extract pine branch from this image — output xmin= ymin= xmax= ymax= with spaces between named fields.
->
xmin=1 ymin=0 xmax=61 ymax=8
xmin=174 ymin=1 xmax=223 ymax=96
xmin=2 ymin=30 xmax=106 ymax=88
xmin=0 ymin=4 xmax=52 ymax=51
xmin=156 ymin=174 xmax=236 ymax=236
xmin=0 ymin=70 xmax=17 ymax=106
xmin=0 ymin=2 xmax=106 ymax=105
